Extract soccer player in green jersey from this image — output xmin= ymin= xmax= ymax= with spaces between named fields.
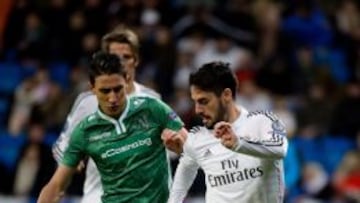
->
xmin=37 ymin=52 xmax=187 ymax=203
xmin=53 ymin=26 xmax=177 ymax=203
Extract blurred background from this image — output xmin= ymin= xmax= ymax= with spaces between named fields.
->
xmin=0 ymin=0 xmax=359 ymax=202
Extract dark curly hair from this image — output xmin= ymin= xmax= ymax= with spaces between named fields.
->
xmin=189 ymin=61 xmax=238 ymax=99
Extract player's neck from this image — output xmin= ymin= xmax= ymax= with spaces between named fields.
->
xmin=127 ymin=80 xmax=136 ymax=94
xmin=227 ymin=104 xmax=240 ymax=124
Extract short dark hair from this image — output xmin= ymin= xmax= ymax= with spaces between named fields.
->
xmin=89 ymin=51 xmax=127 ymax=85
xmin=189 ymin=61 xmax=238 ymax=98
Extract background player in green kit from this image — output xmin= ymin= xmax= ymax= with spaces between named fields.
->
xmin=37 ymin=52 xmax=187 ymax=203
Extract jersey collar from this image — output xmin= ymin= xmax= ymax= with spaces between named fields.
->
xmin=96 ymin=96 xmax=130 ymax=134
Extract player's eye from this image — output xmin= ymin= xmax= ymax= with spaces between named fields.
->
xmin=100 ymin=88 xmax=111 ymax=94
xmin=198 ymin=99 xmax=208 ymax=106
xmin=113 ymin=86 xmax=122 ymax=93
xmin=122 ymin=54 xmax=133 ymax=60
xmin=120 ymin=54 xmax=134 ymax=63
xmin=99 ymin=86 xmax=123 ymax=94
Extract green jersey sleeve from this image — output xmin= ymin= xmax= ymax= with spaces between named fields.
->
xmin=150 ymin=99 xmax=184 ymax=131
xmin=61 ymin=122 xmax=87 ymax=168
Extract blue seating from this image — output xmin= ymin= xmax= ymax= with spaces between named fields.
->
xmin=293 ymin=134 xmax=356 ymax=175
xmin=48 ymin=62 xmax=71 ymax=90
xmin=322 ymin=135 xmax=356 ymax=175
xmin=0 ymin=97 xmax=10 ymax=127
xmin=293 ymin=135 xmax=325 ymax=164
xmin=0 ymin=63 xmax=23 ymax=96
xmin=0 ymin=130 xmax=26 ymax=170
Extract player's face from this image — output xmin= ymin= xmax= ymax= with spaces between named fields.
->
xmin=91 ymin=73 xmax=127 ymax=118
xmin=190 ymin=85 xmax=226 ymax=129
xmin=108 ymin=42 xmax=138 ymax=80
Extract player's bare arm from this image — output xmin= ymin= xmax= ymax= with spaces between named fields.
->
xmin=161 ymin=127 xmax=188 ymax=154
xmin=37 ymin=165 xmax=76 ymax=203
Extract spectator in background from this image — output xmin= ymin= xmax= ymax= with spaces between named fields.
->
xmin=333 ymin=149 xmax=360 ymax=202
xmin=333 ymin=0 xmax=360 ymax=81
xmin=214 ymin=0 xmax=258 ymax=50
xmin=329 ymin=82 xmax=360 ymax=139
xmin=281 ymin=0 xmax=333 ymax=49
xmin=77 ymin=32 xmax=101 ymax=66
xmin=43 ymin=0 xmax=69 ymax=61
xmin=3 ymin=0 xmax=33 ymax=56
xmin=171 ymin=47 xmax=196 ymax=127
xmin=256 ymin=56 xmax=296 ymax=95
xmin=8 ymin=68 xmax=51 ymax=135
xmin=252 ymin=0 xmax=282 ymax=66
xmin=17 ymin=11 xmax=47 ymax=61
xmin=296 ymin=82 xmax=335 ymax=135
xmin=296 ymin=162 xmax=335 ymax=202
xmin=13 ymin=122 xmax=55 ymax=199
xmin=193 ymin=34 xmax=252 ymax=73
xmin=31 ymin=80 xmax=70 ymax=133
xmin=65 ymin=9 xmax=88 ymax=65
xmin=150 ymin=27 xmax=177 ymax=100
xmin=235 ymin=76 xmax=272 ymax=112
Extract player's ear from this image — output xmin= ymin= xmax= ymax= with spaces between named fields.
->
xmin=222 ymin=88 xmax=233 ymax=101
xmin=134 ymin=56 xmax=139 ymax=67
xmin=88 ymin=81 xmax=95 ymax=92
xmin=125 ymin=73 xmax=131 ymax=84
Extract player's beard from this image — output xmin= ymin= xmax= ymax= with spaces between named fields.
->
xmin=205 ymin=100 xmax=227 ymax=129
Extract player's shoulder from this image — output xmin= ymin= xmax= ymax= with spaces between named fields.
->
xmin=75 ymin=111 xmax=101 ymax=130
xmin=126 ymin=96 xmax=162 ymax=118
xmin=133 ymin=82 xmax=161 ymax=99
xmin=71 ymin=91 xmax=97 ymax=111
xmin=73 ymin=91 xmax=95 ymax=105
xmin=245 ymin=110 xmax=286 ymax=133
xmin=186 ymin=125 xmax=208 ymax=143
xmin=128 ymin=94 xmax=159 ymax=107
xmin=245 ymin=110 xmax=281 ymax=123
xmin=184 ymin=125 xmax=215 ymax=156
xmin=189 ymin=125 xmax=206 ymax=135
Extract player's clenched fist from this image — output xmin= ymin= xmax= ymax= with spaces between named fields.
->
xmin=161 ymin=128 xmax=188 ymax=154
xmin=214 ymin=121 xmax=238 ymax=149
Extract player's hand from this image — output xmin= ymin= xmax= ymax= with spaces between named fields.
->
xmin=214 ymin=121 xmax=238 ymax=149
xmin=161 ymin=128 xmax=187 ymax=154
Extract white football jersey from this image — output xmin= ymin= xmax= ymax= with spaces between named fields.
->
xmin=168 ymin=107 xmax=288 ymax=203
xmin=52 ymin=82 xmax=160 ymax=203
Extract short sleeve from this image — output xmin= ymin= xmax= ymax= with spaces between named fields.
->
xmin=61 ymin=123 xmax=87 ymax=168
xmin=150 ymin=99 xmax=184 ymax=131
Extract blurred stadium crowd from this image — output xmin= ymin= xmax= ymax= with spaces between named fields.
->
xmin=0 ymin=0 xmax=359 ymax=202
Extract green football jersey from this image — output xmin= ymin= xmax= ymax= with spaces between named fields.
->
xmin=62 ymin=96 xmax=183 ymax=203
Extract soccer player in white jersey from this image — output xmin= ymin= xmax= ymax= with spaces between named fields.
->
xmin=166 ymin=62 xmax=288 ymax=203
xmin=52 ymin=27 xmax=179 ymax=203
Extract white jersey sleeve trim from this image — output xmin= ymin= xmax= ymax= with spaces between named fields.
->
xmin=233 ymin=110 xmax=288 ymax=159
